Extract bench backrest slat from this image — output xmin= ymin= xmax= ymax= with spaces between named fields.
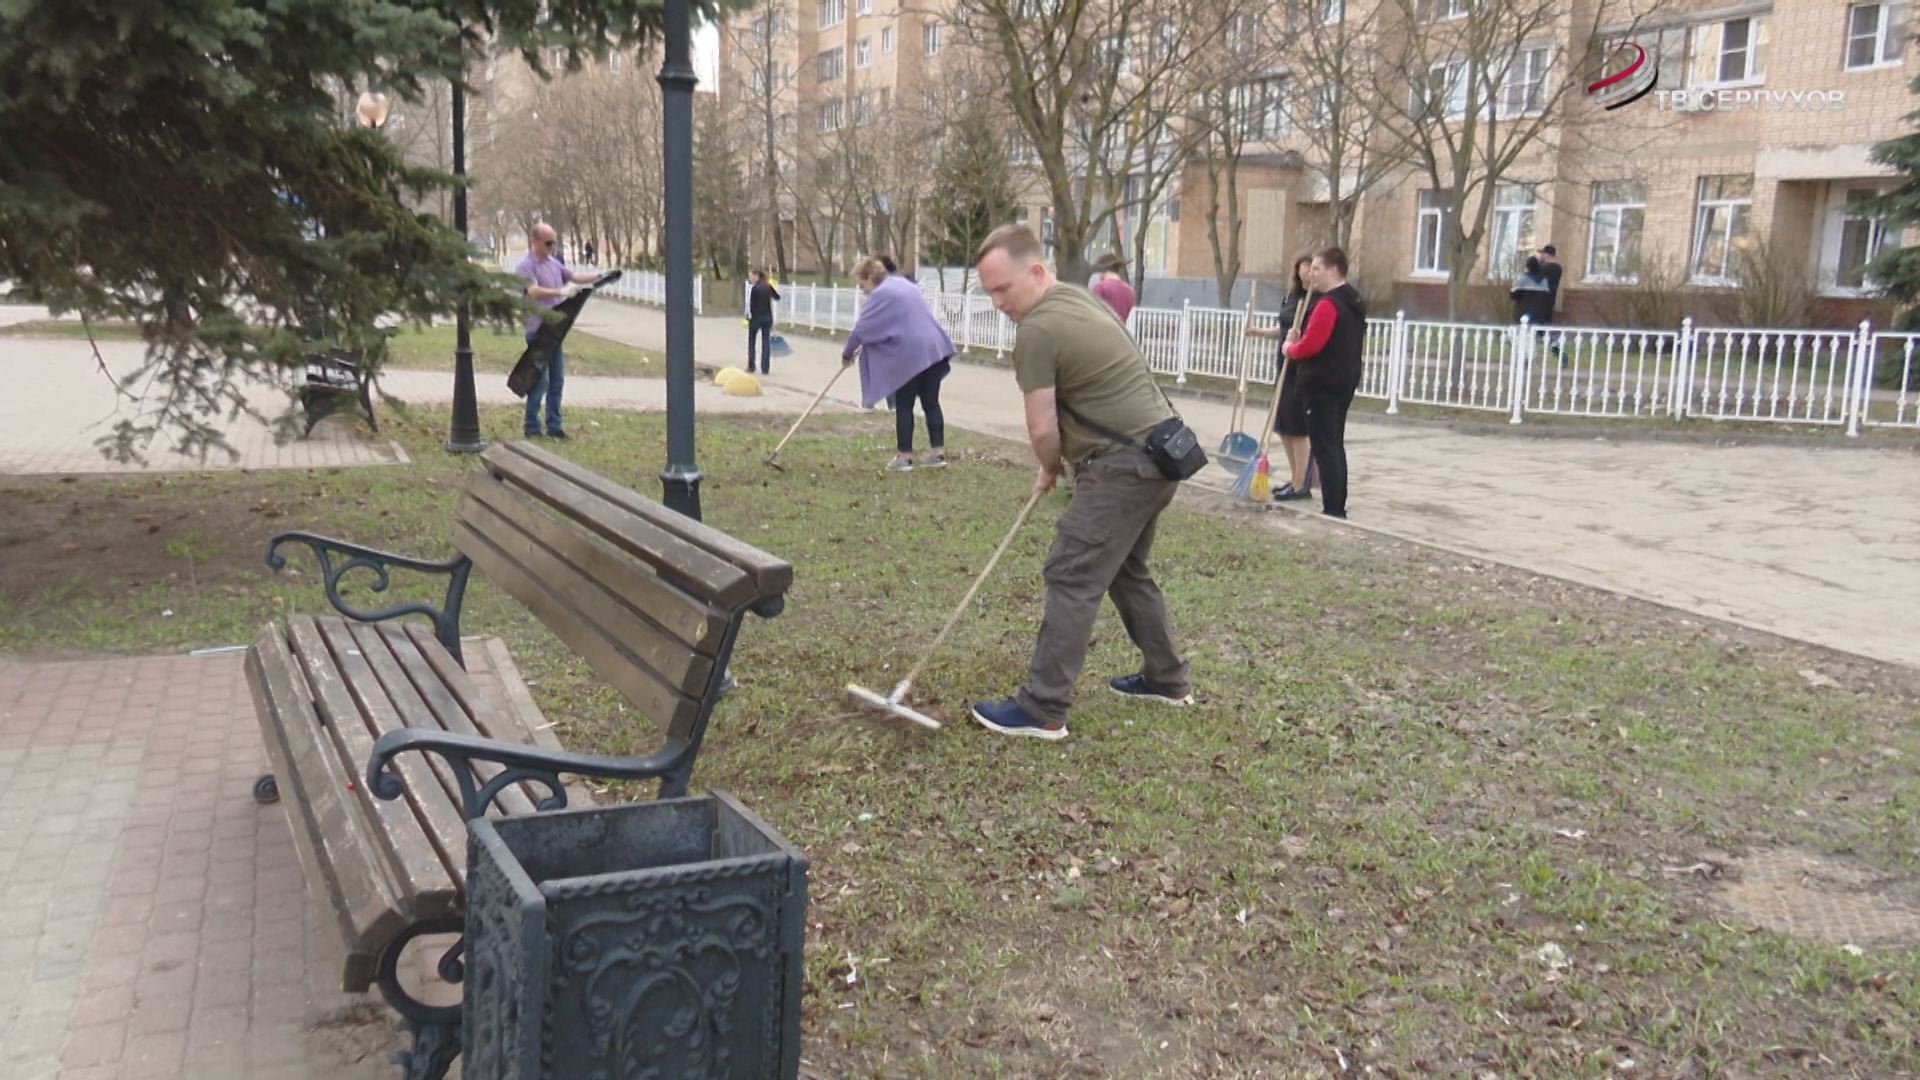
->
xmin=474 ymin=446 xmax=760 ymax=611
xmin=492 ymin=441 xmax=794 ymax=607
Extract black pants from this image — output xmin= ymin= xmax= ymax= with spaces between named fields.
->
xmin=746 ymin=318 xmax=772 ymax=373
xmin=894 ymin=359 xmax=949 ymax=453
xmin=1302 ymin=382 xmax=1356 ymax=518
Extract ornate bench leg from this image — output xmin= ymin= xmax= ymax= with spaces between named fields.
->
xmin=376 ymin=918 xmax=465 ymax=1080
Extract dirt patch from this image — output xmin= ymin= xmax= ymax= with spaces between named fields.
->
xmin=1713 ymin=848 xmax=1920 ymax=947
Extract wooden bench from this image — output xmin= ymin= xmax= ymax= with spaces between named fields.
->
xmin=244 ymin=440 xmax=791 ymax=1079
xmin=300 ymin=346 xmax=378 ymax=436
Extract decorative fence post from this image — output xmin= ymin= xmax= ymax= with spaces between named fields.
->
xmin=693 ymin=276 xmax=703 ymax=315
xmin=1847 ymin=319 xmax=1873 ymax=437
xmin=1175 ymin=299 xmax=1192 ymax=384
xmin=1509 ymin=317 xmax=1530 ymax=425
xmin=1386 ymin=310 xmax=1407 ymax=415
xmin=808 ymin=285 xmax=819 ymax=330
xmin=1671 ymin=317 xmax=1695 ymax=419
xmin=959 ymin=288 xmax=974 ymax=351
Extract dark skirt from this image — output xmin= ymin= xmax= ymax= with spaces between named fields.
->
xmin=1274 ymin=357 xmax=1309 ymax=437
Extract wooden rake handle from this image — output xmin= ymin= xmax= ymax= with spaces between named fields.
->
xmin=1256 ymin=291 xmax=1316 ymax=458
xmin=768 ymin=362 xmax=850 ymax=458
xmin=896 ymin=485 xmax=1046 ymax=692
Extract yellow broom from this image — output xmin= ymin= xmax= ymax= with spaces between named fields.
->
xmin=1235 ymin=290 xmax=1314 ymax=501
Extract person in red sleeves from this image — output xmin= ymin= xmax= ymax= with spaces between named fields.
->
xmin=1280 ymin=247 xmax=1366 ymax=519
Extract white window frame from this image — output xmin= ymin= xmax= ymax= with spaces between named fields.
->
xmin=1845 ymin=3 xmax=1909 ymax=70
xmin=1320 ymin=0 xmax=1345 ymax=23
xmin=608 ymin=53 xmax=622 ymax=74
xmin=855 ymin=37 xmax=872 ymax=68
xmin=1821 ymin=183 xmax=1896 ymax=295
xmin=1498 ymin=46 xmax=1551 ymax=117
xmin=923 ymin=21 xmax=941 ymax=55
xmin=1417 ymin=60 xmax=1469 ymax=119
xmin=856 ymin=0 xmax=872 ymax=13
xmin=1689 ymin=174 xmax=1754 ymax=285
xmin=816 ymin=46 xmax=844 ymax=82
xmin=817 ymin=99 xmax=845 ymax=132
xmin=1307 ymin=85 xmax=1335 ymax=129
xmin=881 ymin=26 xmax=894 ymax=53
xmin=1415 ymin=190 xmax=1454 ymax=276
xmin=1690 ymin=15 xmax=1768 ymax=89
xmin=1487 ymin=183 xmax=1538 ymax=280
xmin=1585 ymin=180 xmax=1647 ymax=283
xmin=818 ymin=0 xmax=845 ymax=30
xmin=1232 ymin=77 xmax=1289 ymax=140
xmin=1421 ymin=0 xmax=1473 ymax=22
xmin=854 ymin=90 xmax=875 ymax=125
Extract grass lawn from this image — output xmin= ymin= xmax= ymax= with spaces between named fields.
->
xmin=4 ymin=408 xmax=1919 ymax=1075
xmin=0 ymin=321 xmax=658 ymax=378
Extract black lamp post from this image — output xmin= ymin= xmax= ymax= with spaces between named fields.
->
xmin=446 ymin=75 xmax=485 ymax=454
xmin=656 ymin=0 xmax=702 ymax=519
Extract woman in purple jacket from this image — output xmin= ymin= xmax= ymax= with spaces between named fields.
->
xmin=844 ymin=255 xmax=957 ymax=472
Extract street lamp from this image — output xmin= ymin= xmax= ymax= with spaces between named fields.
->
xmin=657 ymin=0 xmax=702 ymax=518
xmin=355 ymin=91 xmax=391 ymax=129
xmin=446 ymin=67 xmax=485 ymax=454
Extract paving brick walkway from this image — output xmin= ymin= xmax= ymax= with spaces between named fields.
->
xmin=0 ymin=648 xmax=543 ymax=1078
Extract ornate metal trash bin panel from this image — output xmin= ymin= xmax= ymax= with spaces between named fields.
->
xmin=462 ymin=791 xmax=809 ymax=1079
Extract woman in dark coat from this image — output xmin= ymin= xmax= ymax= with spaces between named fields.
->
xmin=1246 ymin=255 xmax=1316 ymax=500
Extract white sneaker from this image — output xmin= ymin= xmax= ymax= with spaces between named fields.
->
xmin=887 ymin=457 xmax=914 ymax=472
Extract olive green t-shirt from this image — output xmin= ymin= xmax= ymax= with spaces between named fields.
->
xmin=1012 ymin=284 xmax=1172 ymax=466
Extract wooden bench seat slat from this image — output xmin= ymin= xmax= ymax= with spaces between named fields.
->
xmin=343 ymin=621 xmax=501 ymax=860
xmin=246 ymin=625 xmax=406 ymax=992
xmin=451 ymin=520 xmax=704 ymax=738
xmin=473 ymin=452 xmax=757 ymax=610
xmin=287 ymin=616 xmax=458 ymax=916
xmin=375 ymin=624 xmax=540 ymax=819
xmin=459 ymin=477 xmax=730 ymax=655
xmin=457 ymin=491 xmax=715 ymax=694
xmin=320 ymin=619 xmax=473 ymax=893
xmin=497 ymin=441 xmax=794 ymax=601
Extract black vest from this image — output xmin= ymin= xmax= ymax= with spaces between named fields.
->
xmin=1299 ymin=283 xmax=1366 ymax=395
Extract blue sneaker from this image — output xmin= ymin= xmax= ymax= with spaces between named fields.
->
xmin=969 ymin=698 xmax=1068 ymax=741
xmin=1107 ymin=674 xmax=1193 ymax=706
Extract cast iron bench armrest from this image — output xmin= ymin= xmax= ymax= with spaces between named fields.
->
xmin=368 ymin=727 xmax=691 ymax=822
xmin=265 ymin=531 xmax=474 ymax=662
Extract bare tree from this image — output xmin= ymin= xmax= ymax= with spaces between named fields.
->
xmin=1284 ymin=0 xmax=1404 ymax=250
xmin=1182 ymin=5 xmax=1291 ymax=304
xmin=1367 ymin=0 xmax=1664 ymax=316
xmin=726 ymin=0 xmax=798 ymax=275
xmin=944 ymin=0 xmax=1231 ymax=284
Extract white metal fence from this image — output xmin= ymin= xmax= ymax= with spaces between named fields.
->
xmin=568 ymin=269 xmax=1915 ymax=437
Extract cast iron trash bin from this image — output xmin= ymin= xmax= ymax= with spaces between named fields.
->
xmin=460 ymin=791 xmax=809 ymax=1079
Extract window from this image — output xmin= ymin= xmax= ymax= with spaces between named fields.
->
xmin=923 ymin=21 xmax=941 ymax=55
xmin=1098 ymin=33 xmax=1130 ymax=75
xmin=1041 ymin=207 xmax=1055 ymax=258
xmin=1488 ymin=184 xmax=1538 ymax=279
xmin=818 ymin=0 xmax=845 ymax=29
xmin=609 ymin=53 xmax=622 ymax=74
xmin=1415 ymin=190 xmax=1454 ymax=274
xmin=1499 ymin=46 xmax=1550 ymax=116
xmin=1420 ymin=0 xmax=1473 ymax=21
xmin=854 ymin=90 xmax=875 ymax=124
xmin=857 ymin=0 xmax=872 ymax=12
xmin=1416 ymin=60 xmax=1469 ymax=118
xmin=1846 ymin=3 xmax=1909 ymax=69
xmin=1824 ymin=185 xmax=1895 ymax=292
xmin=1690 ymin=174 xmax=1754 ymax=283
xmin=1586 ymin=180 xmax=1647 ymax=282
xmin=1227 ymin=13 xmax=1260 ymax=56
xmin=881 ymin=26 xmax=893 ymax=53
xmin=1009 ymin=135 xmax=1038 ymax=165
xmin=1320 ymin=0 xmax=1345 ymax=22
xmin=817 ymin=99 xmax=846 ymax=132
xmin=817 ymin=47 xmax=844 ymax=81
xmin=1690 ymin=16 xmax=1768 ymax=87
xmin=1152 ymin=24 xmax=1178 ymax=62
xmin=1307 ymin=85 xmax=1335 ymax=129
xmin=856 ymin=38 xmax=872 ymax=67
xmin=1231 ymin=77 xmax=1289 ymax=139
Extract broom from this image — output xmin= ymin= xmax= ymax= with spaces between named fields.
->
xmin=1230 ymin=290 xmax=1313 ymax=499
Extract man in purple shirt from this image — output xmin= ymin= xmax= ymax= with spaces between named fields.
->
xmin=1089 ymin=252 xmax=1136 ymax=325
xmin=514 ymin=223 xmax=597 ymax=438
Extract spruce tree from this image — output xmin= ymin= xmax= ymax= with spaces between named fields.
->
xmin=1868 ymin=72 xmax=1920 ymax=329
xmin=924 ymin=107 xmax=1019 ymax=292
xmin=0 ymin=0 xmax=730 ymax=459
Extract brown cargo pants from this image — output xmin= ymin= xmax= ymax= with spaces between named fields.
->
xmin=1015 ymin=450 xmax=1190 ymax=725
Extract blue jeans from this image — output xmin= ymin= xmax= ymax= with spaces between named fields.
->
xmin=523 ymin=331 xmax=565 ymax=435
xmin=746 ymin=319 xmax=772 ymax=373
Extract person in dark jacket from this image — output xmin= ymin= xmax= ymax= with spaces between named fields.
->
xmin=746 ymin=269 xmax=780 ymax=374
xmin=1282 ymin=246 xmax=1365 ymax=519
xmin=1245 ymin=255 xmax=1316 ymax=501
xmin=1511 ymin=256 xmax=1554 ymax=325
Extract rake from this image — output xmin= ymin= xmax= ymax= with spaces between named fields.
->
xmin=846 ymin=486 xmax=1045 ymax=729
xmin=763 ymin=362 xmax=851 ymax=471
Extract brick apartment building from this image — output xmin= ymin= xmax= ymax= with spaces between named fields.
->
xmin=725 ymin=0 xmax=1913 ymax=326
